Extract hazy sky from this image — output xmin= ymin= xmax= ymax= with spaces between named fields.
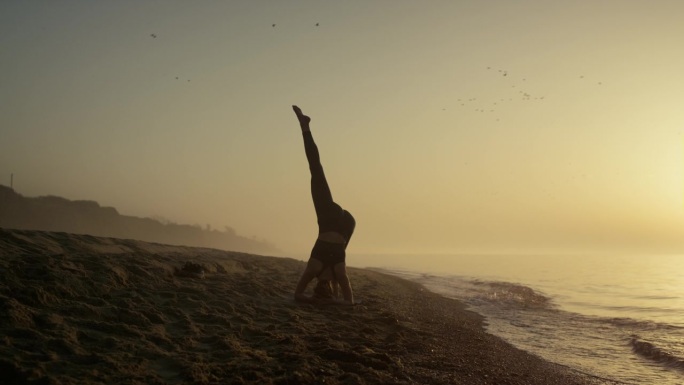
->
xmin=2 ymin=1 xmax=684 ymax=257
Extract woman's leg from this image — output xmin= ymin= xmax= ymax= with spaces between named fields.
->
xmin=302 ymin=130 xmax=341 ymax=220
xmin=294 ymin=105 xmax=341 ymax=221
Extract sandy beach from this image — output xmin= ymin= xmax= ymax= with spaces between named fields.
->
xmin=0 ymin=228 xmax=621 ymax=385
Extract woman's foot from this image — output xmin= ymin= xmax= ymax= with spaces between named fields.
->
xmin=292 ymin=105 xmax=311 ymax=129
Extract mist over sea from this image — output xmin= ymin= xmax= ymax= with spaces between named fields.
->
xmin=349 ymin=253 xmax=684 ymax=385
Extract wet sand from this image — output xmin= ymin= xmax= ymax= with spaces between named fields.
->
xmin=0 ymin=228 xmax=621 ymax=384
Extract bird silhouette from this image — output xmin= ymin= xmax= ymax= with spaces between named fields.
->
xmin=150 ymin=33 xmax=157 ymax=38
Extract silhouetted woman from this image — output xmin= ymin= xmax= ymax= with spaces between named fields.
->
xmin=292 ymin=105 xmax=356 ymax=305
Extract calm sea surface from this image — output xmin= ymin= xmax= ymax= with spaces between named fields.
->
xmin=348 ymin=254 xmax=684 ymax=385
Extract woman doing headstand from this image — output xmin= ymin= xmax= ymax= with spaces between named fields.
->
xmin=292 ymin=105 xmax=356 ymax=305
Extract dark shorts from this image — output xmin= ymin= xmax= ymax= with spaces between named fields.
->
xmin=309 ymin=239 xmax=346 ymax=269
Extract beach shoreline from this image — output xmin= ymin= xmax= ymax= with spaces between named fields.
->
xmin=0 ymin=228 xmax=621 ymax=384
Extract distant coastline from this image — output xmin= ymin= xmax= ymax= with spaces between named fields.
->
xmin=0 ymin=185 xmax=277 ymax=255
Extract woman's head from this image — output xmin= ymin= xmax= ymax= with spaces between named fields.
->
xmin=313 ymin=279 xmax=333 ymax=299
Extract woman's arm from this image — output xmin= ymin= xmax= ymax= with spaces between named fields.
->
xmin=333 ymin=264 xmax=354 ymax=304
xmin=332 ymin=279 xmax=340 ymax=299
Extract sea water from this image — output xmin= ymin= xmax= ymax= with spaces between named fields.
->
xmin=348 ymin=254 xmax=684 ymax=385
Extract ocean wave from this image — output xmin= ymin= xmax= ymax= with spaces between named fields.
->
xmin=630 ymin=335 xmax=684 ymax=371
xmin=605 ymin=317 xmax=684 ymax=331
xmin=467 ymin=280 xmax=554 ymax=309
xmin=414 ymin=276 xmax=556 ymax=310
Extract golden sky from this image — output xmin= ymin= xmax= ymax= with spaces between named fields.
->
xmin=2 ymin=1 xmax=683 ymax=257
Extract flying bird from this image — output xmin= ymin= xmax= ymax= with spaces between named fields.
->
xmin=272 ymin=24 xmax=276 ymax=27
xmin=150 ymin=33 xmax=157 ymax=38
xmin=315 ymin=23 xmax=319 ymax=26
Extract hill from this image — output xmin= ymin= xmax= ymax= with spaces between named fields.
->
xmin=0 ymin=185 xmax=277 ymax=254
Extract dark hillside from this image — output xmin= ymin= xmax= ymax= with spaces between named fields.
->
xmin=0 ymin=185 xmax=277 ymax=254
